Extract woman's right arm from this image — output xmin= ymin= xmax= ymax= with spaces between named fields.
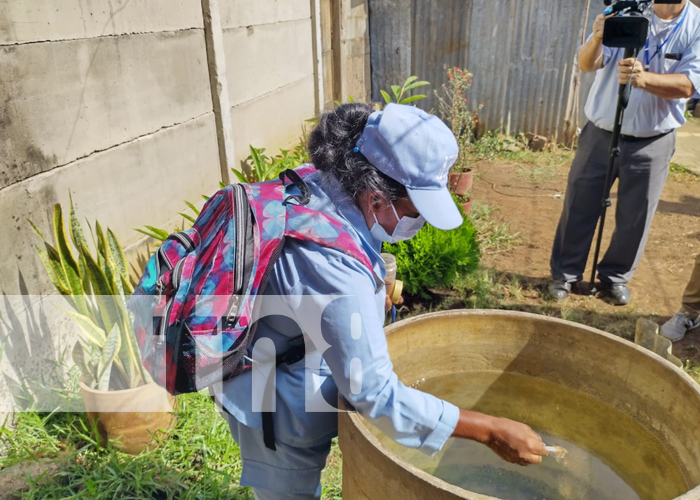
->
xmin=452 ymin=409 xmax=546 ymax=465
xmin=289 ymin=251 xmax=546 ymax=464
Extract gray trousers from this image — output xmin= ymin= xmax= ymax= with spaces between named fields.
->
xmin=550 ymin=122 xmax=675 ymax=285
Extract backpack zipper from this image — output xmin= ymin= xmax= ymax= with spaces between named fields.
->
xmin=233 ymin=185 xmax=247 ymax=294
xmin=157 ymin=258 xmax=186 ymax=341
xmin=170 ymin=232 xmax=195 ymax=252
xmin=226 ymin=185 xmax=248 ymax=327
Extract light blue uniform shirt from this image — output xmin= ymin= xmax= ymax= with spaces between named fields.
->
xmin=584 ymin=1 xmax=700 ymax=137
xmin=217 ymin=171 xmax=459 ymax=455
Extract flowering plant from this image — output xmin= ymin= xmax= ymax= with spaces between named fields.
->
xmin=434 ymin=67 xmax=484 ymax=168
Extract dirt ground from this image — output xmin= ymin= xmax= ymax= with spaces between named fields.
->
xmin=470 ymin=154 xmax=700 ymax=366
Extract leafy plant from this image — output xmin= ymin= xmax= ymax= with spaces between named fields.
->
xmin=380 ymin=76 xmax=429 ymax=105
xmin=141 ymin=139 xmax=311 ymax=241
xmin=31 ymin=199 xmax=151 ymax=391
xmin=434 ymin=67 xmax=484 ymax=170
xmin=0 ymin=393 xmax=254 ymax=499
xmin=383 ymin=203 xmax=480 ymax=298
xmin=231 ymin=142 xmax=310 ymax=184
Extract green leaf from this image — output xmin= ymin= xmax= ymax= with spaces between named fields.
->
xmin=69 ymin=199 xmax=92 ymax=293
xmin=403 ymin=81 xmax=430 ymax=92
xmin=81 ymin=243 xmax=120 ymax=332
xmin=231 ymin=168 xmax=248 ymax=184
xmin=249 ymin=146 xmax=268 ymax=182
xmin=119 ymin=273 xmax=132 ymax=299
xmin=97 ymin=325 xmax=121 ymax=391
xmin=116 ymin=323 xmax=136 ymax=389
xmin=28 ymin=219 xmax=46 ymax=240
xmin=52 ymin=205 xmax=88 ymax=315
xmin=69 ymin=196 xmax=89 ymax=259
xmin=179 ymin=212 xmax=196 ymax=224
xmin=380 ymin=90 xmax=392 ymax=104
xmin=63 ymin=309 xmax=107 ymax=346
xmin=85 ymin=219 xmax=97 ymax=248
xmin=404 ymin=76 xmax=418 ymax=86
xmin=185 ymin=201 xmax=201 ymax=216
xmin=202 ymin=194 xmax=210 ymax=201
xmin=95 ymin=222 xmax=108 ymax=263
xmin=391 ymin=85 xmax=402 ymax=102
xmin=95 ymin=222 xmax=117 ymax=296
xmin=219 ymin=181 xmax=226 ymax=189
xmin=78 ymin=254 xmax=92 ymax=297
xmin=72 ymin=341 xmax=94 ymax=384
xmin=143 ymin=226 xmax=170 ymax=240
xmin=262 ymin=162 xmax=281 ymax=182
xmin=347 ymin=95 xmax=355 ymax=103
xmin=53 ymin=205 xmax=77 ymax=268
xmin=107 ymin=229 xmax=129 ymax=283
xmin=35 ymin=245 xmax=70 ymax=295
xmin=134 ymin=227 xmax=168 ymax=242
xmin=399 ymin=95 xmax=427 ymax=104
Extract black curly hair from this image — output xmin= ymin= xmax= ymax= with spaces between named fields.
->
xmin=308 ymin=103 xmax=408 ymax=204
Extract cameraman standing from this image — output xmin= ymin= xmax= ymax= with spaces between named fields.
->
xmin=549 ymin=0 xmax=700 ymax=305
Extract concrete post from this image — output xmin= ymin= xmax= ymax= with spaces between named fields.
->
xmin=201 ymin=0 xmax=235 ymax=185
xmin=338 ymin=0 xmax=371 ymax=103
xmin=310 ymin=0 xmax=325 ymax=116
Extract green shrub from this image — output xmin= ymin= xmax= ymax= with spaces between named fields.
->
xmin=383 ymin=205 xmax=480 ymax=298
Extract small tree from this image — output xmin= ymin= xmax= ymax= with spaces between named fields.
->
xmin=434 ymin=67 xmax=484 ymax=170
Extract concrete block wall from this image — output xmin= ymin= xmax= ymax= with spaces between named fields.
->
xmin=0 ymin=0 xmax=370 ymax=416
xmin=0 ymin=0 xmax=221 ymax=418
xmin=337 ymin=0 xmax=371 ymax=103
xmin=220 ymin=0 xmax=316 ymax=166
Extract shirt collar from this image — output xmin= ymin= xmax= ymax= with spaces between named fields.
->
xmin=313 ymin=171 xmax=384 ymax=263
xmin=651 ymin=2 xmax=689 ymax=37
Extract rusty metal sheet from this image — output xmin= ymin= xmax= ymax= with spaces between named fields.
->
xmin=369 ymin=0 xmax=593 ymax=144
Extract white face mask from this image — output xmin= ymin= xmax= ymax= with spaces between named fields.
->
xmin=370 ymin=203 xmax=426 ymax=244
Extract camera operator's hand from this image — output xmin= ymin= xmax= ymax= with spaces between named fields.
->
xmin=592 ymin=13 xmax=607 ymax=43
xmin=618 ymin=58 xmax=649 ymax=89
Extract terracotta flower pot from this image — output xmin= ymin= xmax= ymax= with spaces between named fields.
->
xmin=449 ymin=170 xmax=473 ymax=196
xmin=79 ymin=380 xmax=177 ymax=455
xmin=461 ymin=198 xmax=473 ymax=215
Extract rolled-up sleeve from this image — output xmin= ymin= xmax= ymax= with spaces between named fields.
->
xmin=583 ymin=33 xmax=613 ymax=67
xmin=290 ymin=254 xmax=459 ymax=456
xmin=676 ymin=38 xmax=700 ymax=98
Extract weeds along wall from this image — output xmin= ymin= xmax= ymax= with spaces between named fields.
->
xmin=0 ymin=0 xmax=371 ymax=417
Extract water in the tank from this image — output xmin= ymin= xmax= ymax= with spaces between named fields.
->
xmin=374 ymin=371 xmax=688 ymax=500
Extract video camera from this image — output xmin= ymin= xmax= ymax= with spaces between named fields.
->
xmin=603 ymin=0 xmax=683 ymax=48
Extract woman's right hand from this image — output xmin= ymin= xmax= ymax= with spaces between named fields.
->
xmin=452 ymin=409 xmax=547 ymax=466
xmin=483 ymin=416 xmax=547 ymax=465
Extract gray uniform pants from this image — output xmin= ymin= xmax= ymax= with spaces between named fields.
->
xmin=550 ymin=122 xmax=675 ymax=285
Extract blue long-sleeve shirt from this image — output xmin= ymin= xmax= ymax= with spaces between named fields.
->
xmin=216 ymin=171 xmax=459 ymax=455
xmin=584 ymin=1 xmax=700 ymax=137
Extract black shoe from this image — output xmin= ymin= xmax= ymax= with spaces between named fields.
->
xmin=600 ymin=283 xmax=631 ymax=306
xmin=548 ymin=280 xmax=571 ymax=301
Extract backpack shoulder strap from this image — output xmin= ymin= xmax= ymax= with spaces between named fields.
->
xmin=247 ymin=167 xmax=379 ymax=286
xmin=285 ymin=204 xmax=374 ymax=273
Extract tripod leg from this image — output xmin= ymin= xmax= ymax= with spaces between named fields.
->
xmin=589 ymin=47 xmax=637 ymax=294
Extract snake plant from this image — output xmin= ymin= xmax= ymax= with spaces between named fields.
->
xmin=31 ymin=199 xmax=151 ymax=391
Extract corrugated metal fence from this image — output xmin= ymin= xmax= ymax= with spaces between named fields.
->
xmin=369 ymin=0 xmax=597 ymax=145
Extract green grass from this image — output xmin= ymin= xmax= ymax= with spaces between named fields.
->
xmin=463 ymin=131 xmax=574 ymax=168
xmin=469 ymin=201 xmax=521 ymax=255
xmin=669 ymin=162 xmax=699 ymax=183
xmin=321 ymin=440 xmax=343 ymax=500
xmin=686 ymin=363 xmax=700 ymax=383
xmin=515 ymin=164 xmax=559 ymax=184
xmin=1 ymin=393 xmax=253 ymax=499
